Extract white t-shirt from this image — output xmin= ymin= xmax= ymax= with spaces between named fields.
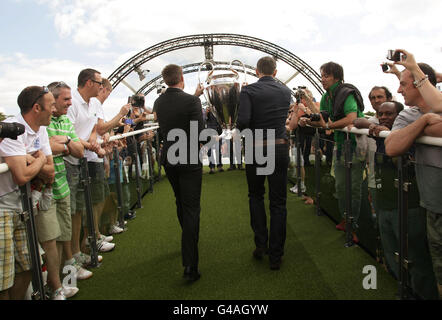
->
xmin=86 ymin=97 xmax=104 ymax=163
xmin=0 ymin=113 xmax=52 ymax=198
xmin=64 ymin=89 xmax=99 ymax=165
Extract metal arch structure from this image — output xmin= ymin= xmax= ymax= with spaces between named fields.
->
xmin=108 ymin=33 xmax=324 ymax=95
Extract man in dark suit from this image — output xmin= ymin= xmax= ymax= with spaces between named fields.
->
xmin=153 ymin=64 xmax=204 ymax=281
xmin=237 ymin=56 xmax=291 ymax=270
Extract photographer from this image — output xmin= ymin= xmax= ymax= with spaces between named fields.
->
xmin=301 ymin=62 xmax=365 ymax=243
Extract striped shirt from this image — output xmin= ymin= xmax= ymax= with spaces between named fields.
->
xmin=46 ymin=115 xmax=80 ymax=199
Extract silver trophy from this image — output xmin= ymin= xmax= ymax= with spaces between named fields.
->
xmin=198 ymin=60 xmax=246 ymax=140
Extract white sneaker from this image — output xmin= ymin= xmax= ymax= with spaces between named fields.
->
xmin=100 ymin=234 xmax=114 ymax=243
xmin=290 ymin=184 xmax=306 ymax=194
xmin=109 ymin=225 xmax=124 ymax=235
xmin=97 ymin=240 xmax=115 ymax=252
xmin=52 ymin=288 xmax=66 ymax=300
xmin=67 ymin=260 xmax=93 ymax=280
xmin=62 ymin=286 xmax=79 ymax=298
xmin=73 ymin=252 xmax=103 ymax=267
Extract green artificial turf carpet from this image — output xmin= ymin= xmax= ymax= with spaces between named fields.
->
xmin=72 ymin=166 xmax=397 ymax=300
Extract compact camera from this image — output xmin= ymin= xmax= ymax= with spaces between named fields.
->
xmin=387 ymin=50 xmax=406 ymax=62
xmin=381 ymin=63 xmax=389 ymax=72
xmin=293 ymin=86 xmax=307 ymax=104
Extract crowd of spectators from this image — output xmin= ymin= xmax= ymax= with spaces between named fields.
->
xmin=0 ymin=69 xmax=155 ymax=300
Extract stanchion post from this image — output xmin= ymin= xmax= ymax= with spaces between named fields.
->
xmin=344 ymin=133 xmax=354 ymax=248
xmin=19 ymin=182 xmax=46 ymax=300
xmin=80 ymin=158 xmax=100 ymax=268
xmin=130 ymin=139 xmax=142 ymax=209
xmin=155 ymin=131 xmax=162 ymax=181
xmin=396 ymin=155 xmax=411 ymax=299
xmin=113 ymin=147 xmax=126 ymax=230
xmin=295 ymin=128 xmax=302 ymax=197
xmin=314 ymin=129 xmax=322 ymax=216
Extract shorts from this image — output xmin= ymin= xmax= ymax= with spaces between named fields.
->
xmin=65 ymin=161 xmax=85 ymax=214
xmin=55 ymin=195 xmax=71 ymax=242
xmin=35 ymin=200 xmax=61 ymax=243
xmin=0 ymin=210 xmax=31 ymax=291
xmin=88 ymin=162 xmax=105 ymax=205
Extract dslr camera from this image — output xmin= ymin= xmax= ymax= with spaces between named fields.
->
xmin=0 ymin=122 xmax=25 ymax=140
xmin=294 ymin=86 xmax=307 ymax=104
xmin=387 ymin=50 xmax=406 ymax=62
xmin=129 ymin=95 xmax=145 ymax=108
xmin=301 ymin=110 xmax=330 ymax=123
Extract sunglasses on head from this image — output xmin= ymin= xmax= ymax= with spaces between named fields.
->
xmin=31 ymin=86 xmax=49 ymax=107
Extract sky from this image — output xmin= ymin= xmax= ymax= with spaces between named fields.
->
xmin=0 ymin=0 xmax=441 ymax=120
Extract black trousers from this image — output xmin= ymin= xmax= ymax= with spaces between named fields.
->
xmin=164 ymin=164 xmax=202 ymax=267
xmin=245 ymin=144 xmax=289 ymax=263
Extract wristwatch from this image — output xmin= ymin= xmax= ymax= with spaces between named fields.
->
xmin=325 ymin=123 xmax=329 ymax=130
xmin=65 ymin=136 xmax=71 ymax=145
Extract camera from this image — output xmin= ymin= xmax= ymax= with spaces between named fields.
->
xmin=301 ymin=111 xmax=330 ymax=123
xmin=129 ymin=95 xmax=145 ymax=108
xmin=294 ymin=86 xmax=307 ymax=104
xmin=0 ymin=122 xmax=25 ymax=140
xmin=387 ymin=50 xmax=406 ymax=62
xmin=381 ymin=63 xmax=389 ymax=72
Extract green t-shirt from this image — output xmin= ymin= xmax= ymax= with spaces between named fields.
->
xmin=320 ymin=82 xmax=364 ymax=150
xmin=46 ymin=115 xmax=80 ymax=199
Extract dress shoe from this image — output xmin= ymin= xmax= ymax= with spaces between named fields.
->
xmin=183 ymin=266 xmax=201 ymax=282
xmin=270 ymin=259 xmax=282 ymax=270
xmin=253 ymin=247 xmax=268 ymax=260
xmin=237 ymin=164 xmax=244 ymax=170
xmin=217 ymin=167 xmax=224 ymax=172
xmin=209 ymin=168 xmax=215 ymax=174
xmin=228 ymin=165 xmax=236 ymax=171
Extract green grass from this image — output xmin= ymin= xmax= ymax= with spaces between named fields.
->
xmin=72 ymin=166 xmax=397 ymax=300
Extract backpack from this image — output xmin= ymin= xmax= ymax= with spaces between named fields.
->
xmin=331 ymin=83 xmax=364 ymax=121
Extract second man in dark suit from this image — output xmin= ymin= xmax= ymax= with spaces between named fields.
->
xmin=153 ymin=64 xmax=204 ymax=281
xmin=237 ymin=56 xmax=291 ymax=270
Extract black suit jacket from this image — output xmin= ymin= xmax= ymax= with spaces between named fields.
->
xmin=154 ymin=87 xmax=203 ymax=166
xmin=237 ymin=76 xmax=291 ymax=140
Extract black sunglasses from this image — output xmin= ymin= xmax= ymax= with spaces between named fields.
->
xmin=90 ymin=79 xmax=103 ymax=86
xmin=31 ymin=86 xmax=49 ymax=108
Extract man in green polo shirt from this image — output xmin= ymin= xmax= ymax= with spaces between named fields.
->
xmin=47 ymin=82 xmax=94 ymax=282
xmin=300 ymin=62 xmax=365 ymax=244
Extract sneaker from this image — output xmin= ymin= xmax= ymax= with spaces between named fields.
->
xmin=62 ymin=286 xmax=79 ymax=298
xmin=73 ymin=252 xmax=103 ymax=267
xmin=99 ymin=234 xmax=114 ymax=243
xmin=97 ymin=239 xmax=115 ymax=252
xmin=289 ymin=184 xmax=306 ymax=194
xmin=52 ymin=288 xmax=66 ymax=300
xmin=109 ymin=225 xmax=124 ymax=235
xmin=68 ymin=260 xmax=93 ymax=280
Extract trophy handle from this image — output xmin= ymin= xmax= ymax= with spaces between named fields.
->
xmin=198 ymin=61 xmax=215 ymax=85
xmin=229 ymin=60 xmax=247 ymax=84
